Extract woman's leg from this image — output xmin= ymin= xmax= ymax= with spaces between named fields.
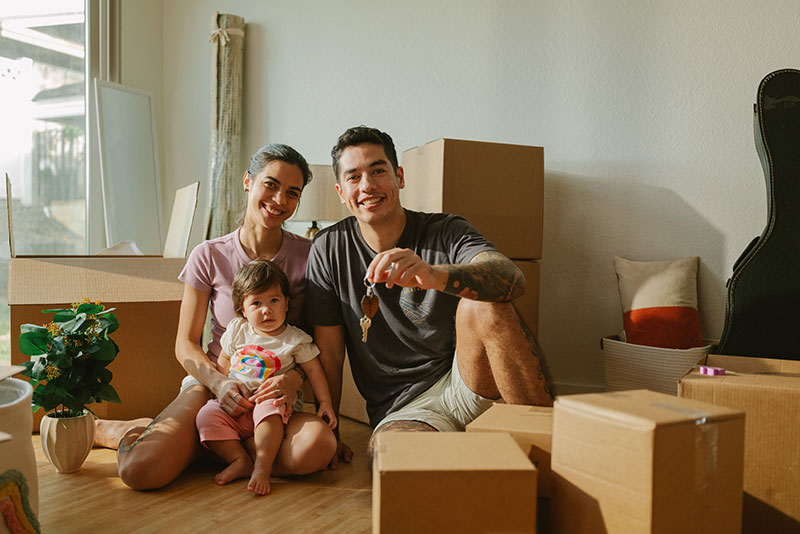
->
xmin=270 ymin=412 xmax=337 ymax=476
xmin=116 ymin=384 xmax=212 ymax=490
xmin=249 ymin=415 xmax=283 ymax=495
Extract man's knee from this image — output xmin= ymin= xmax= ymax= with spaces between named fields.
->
xmin=456 ymin=299 xmax=517 ymax=334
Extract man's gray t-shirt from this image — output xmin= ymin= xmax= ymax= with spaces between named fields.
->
xmin=305 ymin=210 xmax=498 ymax=427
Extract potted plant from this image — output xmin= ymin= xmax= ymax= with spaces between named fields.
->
xmin=19 ymin=298 xmax=121 ymax=473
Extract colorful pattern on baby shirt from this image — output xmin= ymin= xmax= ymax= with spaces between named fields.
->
xmin=232 ymin=345 xmax=282 ymax=380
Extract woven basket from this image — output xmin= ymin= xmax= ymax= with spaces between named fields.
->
xmin=602 ymin=335 xmax=714 ymax=395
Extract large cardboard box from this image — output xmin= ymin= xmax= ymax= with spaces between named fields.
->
xmin=9 ymin=256 xmax=186 ymax=429
xmin=678 ymin=354 xmax=800 ymax=532
xmin=373 ymin=432 xmax=537 ymax=534
xmin=467 ymin=403 xmax=553 ymax=498
xmin=401 ymin=138 xmax=544 ymax=260
xmin=551 ymin=389 xmax=744 ymax=534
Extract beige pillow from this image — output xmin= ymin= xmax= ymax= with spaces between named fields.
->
xmin=613 ymin=256 xmax=703 ymax=349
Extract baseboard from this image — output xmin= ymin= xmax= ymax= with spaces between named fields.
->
xmin=553 ymin=381 xmax=606 ymax=396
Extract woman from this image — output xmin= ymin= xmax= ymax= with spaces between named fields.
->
xmin=96 ymin=144 xmax=337 ymax=490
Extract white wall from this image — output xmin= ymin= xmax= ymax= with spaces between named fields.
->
xmin=124 ymin=0 xmax=800 ymax=391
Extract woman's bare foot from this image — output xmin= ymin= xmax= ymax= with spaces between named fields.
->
xmin=214 ymin=456 xmax=254 ymax=486
xmin=247 ymin=464 xmax=271 ymax=496
xmin=94 ymin=418 xmax=152 ymax=449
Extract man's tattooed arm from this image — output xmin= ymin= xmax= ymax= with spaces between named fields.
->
xmin=441 ymin=251 xmax=526 ymax=302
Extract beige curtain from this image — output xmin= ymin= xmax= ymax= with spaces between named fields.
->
xmin=205 ymin=12 xmax=245 ymax=239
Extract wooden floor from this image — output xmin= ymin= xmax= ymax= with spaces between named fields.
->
xmin=34 ymin=414 xmax=373 ymax=533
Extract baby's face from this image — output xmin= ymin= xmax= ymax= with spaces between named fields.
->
xmin=242 ymin=285 xmax=288 ymax=336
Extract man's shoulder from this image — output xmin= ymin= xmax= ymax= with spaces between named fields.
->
xmin=312 ymin=217 xmax=357 ymax=245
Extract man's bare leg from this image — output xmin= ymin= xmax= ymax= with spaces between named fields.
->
xmin=455 ymin=299 xmax=554 ymax=405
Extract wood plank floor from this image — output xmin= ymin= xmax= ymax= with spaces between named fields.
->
xmin=34 ymin=414 xmax=373 ymax=533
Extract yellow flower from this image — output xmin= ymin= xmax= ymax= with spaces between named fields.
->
xmin=45 ymin=365 xmax=60 ymax=380
xmin=45 ymin=322 xmax=61 ymax=337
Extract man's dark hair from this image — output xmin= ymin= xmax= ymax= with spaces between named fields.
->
xmin=330 ymin=126 xmax=398 ymax=181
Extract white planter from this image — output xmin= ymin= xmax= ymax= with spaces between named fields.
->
xmin=39 ymin=411 xmax=95 ymax=474
xmin=0 ymin=377 xmax=40 ymax=532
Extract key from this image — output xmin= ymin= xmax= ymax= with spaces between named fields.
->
xmin=360 ymin=316 xmax=372 ymax=342
xmin=360 ymin=277 xmax=379 ymax=342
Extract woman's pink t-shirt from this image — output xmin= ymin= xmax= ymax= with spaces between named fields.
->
xmin=178 ymin=228 xmax=312 ymax=362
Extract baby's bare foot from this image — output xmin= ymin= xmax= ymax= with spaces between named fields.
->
xmin=247 ymin=465 xmax=271 ymax=496
xmin=214 ymin=456 xmax=254 ymax=486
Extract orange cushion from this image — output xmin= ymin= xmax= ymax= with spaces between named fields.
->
xmin=614 ymin=256 xmax=703 ymax=349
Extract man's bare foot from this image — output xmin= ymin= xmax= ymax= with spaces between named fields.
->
xmin=247 ymin=464 xmax=271 ymax=496
xmin=94 ymin=418 xmax=152 ymax=449
xmin=214 ymin=456 xmax=254 ymax=486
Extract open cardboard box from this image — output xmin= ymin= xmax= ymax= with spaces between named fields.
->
xmin=7 ymin=178 xmax=196 ymax=431
xmin=678 ymin=354 xmax=800 ymax=532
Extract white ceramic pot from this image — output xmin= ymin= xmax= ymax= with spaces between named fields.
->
xmin=0 ymin=377 xmax=40 ymax=531
xmin=39 ymin=410 xmax=95 ymax=474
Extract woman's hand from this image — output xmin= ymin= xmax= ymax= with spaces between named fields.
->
xmin=249 ymin=369 xmax=303 ymax=408
xmin=217 ymin=379 xmax=253 ymax=417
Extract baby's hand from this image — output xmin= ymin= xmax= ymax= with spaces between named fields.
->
xmin=317 ymin=401 xmax=338 ymax=430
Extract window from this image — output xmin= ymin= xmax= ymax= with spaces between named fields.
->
xmin=0 ymin=1 xmax=87 ymax=363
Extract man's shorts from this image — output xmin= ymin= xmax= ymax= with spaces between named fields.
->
xmin=374 ymin=355 xmax=495 ymax=433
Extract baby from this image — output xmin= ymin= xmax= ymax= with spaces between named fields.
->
xmin=195 ymin=259 xmax=336 ymax=495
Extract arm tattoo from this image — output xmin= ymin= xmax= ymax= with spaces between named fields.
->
xmin=442 ymin=251 xmax=526 ymax=302
xmin=118 ymin=413 xmax=164 ymax=456
xmin=514 ymin=304 xmax=556 ymax=400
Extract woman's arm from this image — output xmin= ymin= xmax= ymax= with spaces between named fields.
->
xmin=175 ymin=284 xmax=251 ymax=415
xmin=299 ymin=357 xmax=337 ymax=429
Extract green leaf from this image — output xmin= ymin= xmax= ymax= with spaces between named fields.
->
xmin=76 ymin=303 xmax=104 ymax=315
xmin=100 ymin=313 xmax=119 ymax=335
xmin=19 ymin=331 xmax=50 ymax=356
xmin=20 ymin=324 xmax=48 ymax=334
xmin=96 ymin=383 xmax=121 ymax=403
xmin=52 ymin=312 xmax=76 ymax=323
xmin=92 ymin=339 xmax=118 ymax=362
xmin=97 ymin=368 xmax=113 ymax=384
xmin=41 ymin=308 xmax=71 ymax=315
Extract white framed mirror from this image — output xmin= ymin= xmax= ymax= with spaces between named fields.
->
xmin=94 ymin=79 xmax=163 ymax=255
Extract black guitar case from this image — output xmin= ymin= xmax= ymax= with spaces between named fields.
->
xmin=717 ymin=69 xmax=800 ymax=359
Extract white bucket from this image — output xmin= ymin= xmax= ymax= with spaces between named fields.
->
xmin=0 ymin=377 xmax=40 ymax=532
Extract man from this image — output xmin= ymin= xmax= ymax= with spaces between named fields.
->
xmin=306 ymin=126 xmax=553 ymax=466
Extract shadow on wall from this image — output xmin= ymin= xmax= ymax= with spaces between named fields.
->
xmin=540 ymin=171 xmax=725 ymax=392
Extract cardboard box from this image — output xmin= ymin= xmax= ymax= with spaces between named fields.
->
xmin=373 ymin=432 xmax=537 ymax=534
xmin=467 ymin=403 xmax=553 ymax=498
xmin=678 ymin=355 xmax=800 ymax=532
xmin=602 ymin=335 xmax=714 ymax=395
xmin=9 ymin=256 xmax=187 ymax=429
xmin=514 ymin=260 xmax=540 ymax=337
xmin=551 ymin=389 xmax=744 ymax=533
xmin=401 ymin=138 xmax=544 ymax=260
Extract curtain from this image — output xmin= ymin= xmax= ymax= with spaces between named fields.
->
xmin=205 ymin=12 xmax=245 ymax=239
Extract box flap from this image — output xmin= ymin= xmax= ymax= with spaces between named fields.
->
xmin=9 ymin=256 xmax=185 ymax=305
xmin=376 ymin=432 xmax=534 ymax=472
xmin=556 ymin=389 xmax=742 ymax=428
